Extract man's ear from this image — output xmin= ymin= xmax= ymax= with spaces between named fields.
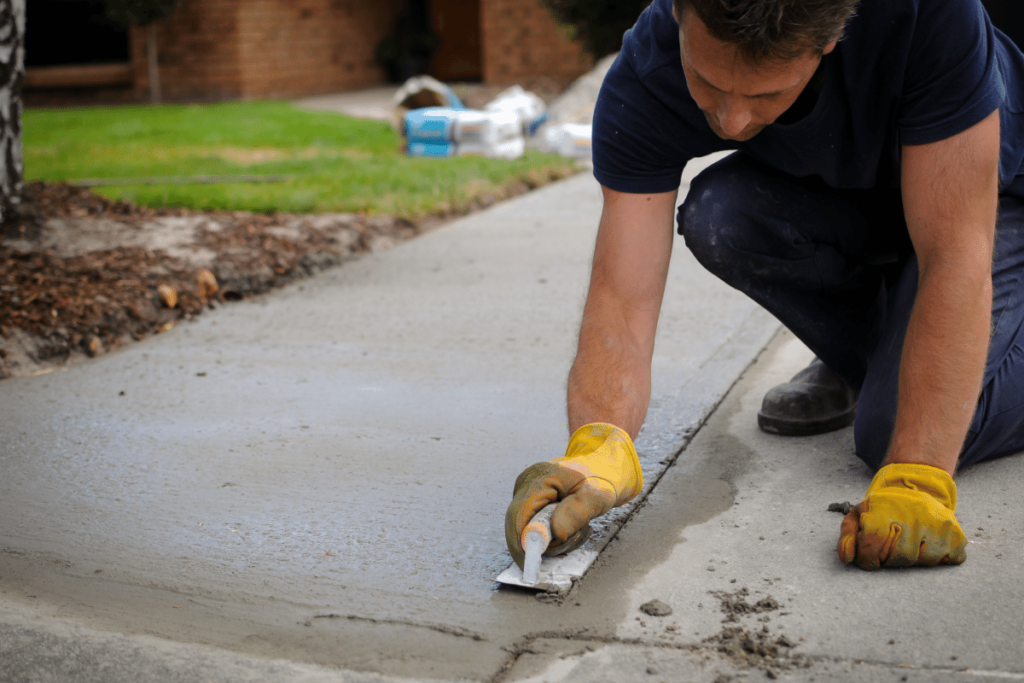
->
xmin=672 ymin=2 xmax=680 ymax=24
xmin=822 ymin=39 xmax=838 ymax=55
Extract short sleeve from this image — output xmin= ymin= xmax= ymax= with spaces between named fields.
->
xmin=591 ymin=0 xmax=727 ymax=194
xmin=897 ymin=0 xmax=1005 ymax=146
xmin=592 ymin=55 xmax=689 ymax=193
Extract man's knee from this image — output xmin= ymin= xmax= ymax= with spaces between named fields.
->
xmin=678 ymin=166 xmax=748 ymax=277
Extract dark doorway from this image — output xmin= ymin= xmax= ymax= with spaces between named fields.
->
xmin=982 ymin=0 xmax=1024 ymax=50
xmin=431 ymin=0 xmax=482 ymax=81
xmin=26 ymin=0 xmax=129 ymax=67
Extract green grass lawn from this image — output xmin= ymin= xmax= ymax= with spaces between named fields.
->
xmin=23 ymin=101 xmax=579 ymax=217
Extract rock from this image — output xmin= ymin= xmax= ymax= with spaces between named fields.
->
xmin=639 ymin=599 xmax=673 ymax=617
xmin=196 ymin=269 xmax=219 ymax=299
xmin=84 ymin=335 xmax=103 ymax=357
xmin=157 ymin=284 xmax=178 ymax=309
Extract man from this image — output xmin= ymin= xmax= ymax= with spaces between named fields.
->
xmin=506 ymin=0 xmax=1024 ymax=570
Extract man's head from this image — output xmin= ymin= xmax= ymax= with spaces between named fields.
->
xmin=672 ymin=0 xmax=858 ymax=141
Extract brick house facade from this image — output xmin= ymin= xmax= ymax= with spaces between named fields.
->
xmin=481 ymin=0 xmax=591 ymax=84
xmin=25 ymin=0 xmax=594 ymax=105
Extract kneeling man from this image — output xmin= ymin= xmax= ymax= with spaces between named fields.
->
xmin=507 ymin=0 xmax=1024 ymax=570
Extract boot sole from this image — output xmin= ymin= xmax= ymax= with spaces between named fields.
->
xmin=757 ymin=406 xmax=857 ymax=436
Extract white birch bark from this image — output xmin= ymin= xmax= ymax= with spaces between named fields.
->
xmin=0 ymin=0 xmax=24 ymax=224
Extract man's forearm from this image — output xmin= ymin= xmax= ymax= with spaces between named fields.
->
xmin=567 ymin=304 xmax=653 ymax=438
xmin=890 ymin=110 xmax=1000 ymax=475
xmin=565 ymin=187 xmax=676 ymax=439
xmin=884 ymin=261 xmax=992 ymax=474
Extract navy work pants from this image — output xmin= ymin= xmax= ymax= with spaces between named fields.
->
xmin=679 ymin=153 xmax=1024 ymax=469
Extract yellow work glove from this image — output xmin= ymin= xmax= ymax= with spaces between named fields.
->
xmin=838 ymin=463 xmax=967 ymax=569
xmin=504 ymin=423 xmax=643 ymax=569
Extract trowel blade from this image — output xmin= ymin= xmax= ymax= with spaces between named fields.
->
xmin=495 ymin=548 xmax=598 ymax=593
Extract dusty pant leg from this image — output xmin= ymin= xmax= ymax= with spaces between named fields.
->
xmin=678 ymin=153 xmax=904 ymax=389
xmin=855 ymin=180 xmax=1024 ymax=469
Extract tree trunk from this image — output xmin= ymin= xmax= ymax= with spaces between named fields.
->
xmin=146 ymin=22 xmax=161 ymax=104
xmin=0 ymin=0 xmax=24 ymax=225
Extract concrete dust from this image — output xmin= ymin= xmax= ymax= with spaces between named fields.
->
xmin=710 ymin=587 xmax=781 ymax=623
xmin=703 ymin=587 xmax=808 ymax=678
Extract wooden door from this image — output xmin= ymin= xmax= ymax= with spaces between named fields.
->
xmin=431 ymin=0 xmax=482 ymax=81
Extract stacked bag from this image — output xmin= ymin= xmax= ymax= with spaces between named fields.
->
xmin=394 ymin=78 xmax=548 ymax=160
xmin=405 ymin=108 xmax=525 ymax=159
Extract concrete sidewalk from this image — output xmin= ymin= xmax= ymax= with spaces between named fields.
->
xmin=2 ymin=166 xmax=1022 ymax=682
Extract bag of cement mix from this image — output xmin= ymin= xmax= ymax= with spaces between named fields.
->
xmin=545 ymin=123 xmax=592 ymax=159
xmin=407 ymin=140 xmax=459 ymax=157
xmin=454 ymin=110 xmax=521 ymax=147
xmin=404 ymin=107 xmax=462 ymax=142
xmin=404 ymin=107 xmax=525 ymax=159
xmin=484 ymin=85 xmax=548 ymax=136
xmin=392 ymin=75 xmax=466 ymax=133
xmin=457 ymin=136 xmax=525 ymax=160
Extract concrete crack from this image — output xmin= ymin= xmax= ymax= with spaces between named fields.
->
xmin=797 ymin=654 xmax=1024 ymax=679
xmin=310 ymin=613 xmax=487 ymax=641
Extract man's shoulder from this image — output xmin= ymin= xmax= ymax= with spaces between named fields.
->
xmin=618 ymin=0 xmax=681 ymax=79
xmin=840 ymin=0 xmax=918 ymax=52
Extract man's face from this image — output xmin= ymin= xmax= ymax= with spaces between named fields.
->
xmin=676 ymin=9 xmax=836 ymax=141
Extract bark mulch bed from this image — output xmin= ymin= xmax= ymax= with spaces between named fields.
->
xmin=0 ymin=175 xmax=569 ymax=380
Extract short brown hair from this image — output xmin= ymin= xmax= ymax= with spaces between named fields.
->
xmin=674 ymin=0 xmax=859 ymax=63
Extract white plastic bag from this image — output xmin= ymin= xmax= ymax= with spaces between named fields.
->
xmin=454 ymin=110 xmax=521 ymax=146
xmin=457 ymin=137 xmax=526 ymax=160
xmin=485 ymin=85 xmax=548 ymax=136
xmin=544 ymin=123 xmax=592 ymax=158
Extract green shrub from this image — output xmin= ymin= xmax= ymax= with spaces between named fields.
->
xmin=542 ymin=0 xmax=652 ymax=57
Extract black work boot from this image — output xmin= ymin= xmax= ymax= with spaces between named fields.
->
xmin=757 ymin=358 xmax=859 ymax=436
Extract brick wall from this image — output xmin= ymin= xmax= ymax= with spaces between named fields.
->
xmin=480 ymin=0 xmax=593 ymax=86
xmin=131 ymin=0 xmax=394 ymax=103
xmin=236 ymin=0 xmax=395 ymax=100
xmin=32 ymin=0 xmax=590 ymax=106
xmin=134 ymin=0 xmax=245 ymax=102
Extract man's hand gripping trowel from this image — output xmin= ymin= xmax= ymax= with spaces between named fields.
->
xmin=496 ymin=502 xmax=597 ymax=592
xmin=497 ymin=424 xmax=643 ymax=592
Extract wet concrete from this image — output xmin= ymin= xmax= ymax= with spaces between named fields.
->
xmin=0 ymin=168 xmax=779 ymax=680
xmin=505 ymin=331 xmax=1024 ymax=682
xmin=4 ymin=166 xmax=1023 ymax=680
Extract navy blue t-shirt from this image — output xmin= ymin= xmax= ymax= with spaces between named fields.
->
xmin=593 ymin=0 xmax=1024 ymax=193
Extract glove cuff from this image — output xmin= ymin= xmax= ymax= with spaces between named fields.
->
xmin=555 ymin=423 xmax=644 ymax=505
xmin=869 ymin=463 xmax=957 ymax=511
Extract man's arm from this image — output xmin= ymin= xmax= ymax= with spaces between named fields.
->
xmin=837 ymin=110 xmax=998 ymax=569
xmin=887 ymin=109 xmax=1000 ymax=474
xmin=567 ymin=186 xmax=678 ymax=437
xmin=504 ymin=186 xmax=677 ymax=566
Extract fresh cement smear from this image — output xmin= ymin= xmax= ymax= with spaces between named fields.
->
xmin=0 ymin=367 xmax=748 ymax=680
xmin=0 ymin=175 xmax=779 ymax=680
xmin=0 ymin=331 xmax=752 ymax=681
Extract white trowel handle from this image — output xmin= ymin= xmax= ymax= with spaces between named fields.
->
xmin=521 ymin=502 xmax=558 ymax=550
xmin=521 ymin=503 xmax=558 ymax=586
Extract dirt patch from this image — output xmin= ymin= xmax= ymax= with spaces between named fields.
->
xmin=703 ymin=587 xmax=809 ymax=679
xmin=0 ymin=177 xmax=570 ymax=380
xmin=828 ymin=502 xmax=854 ymax=514
xmin=638 ymin=599 xmax=673 ymax=617
xmin=711 ymin=587 xmax=780 ymax=623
